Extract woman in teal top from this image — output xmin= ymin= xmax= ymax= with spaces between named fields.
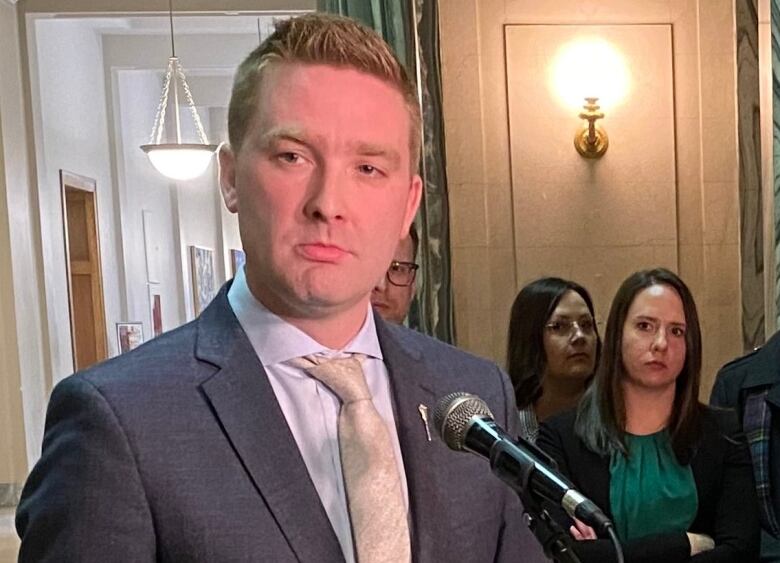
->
xmin=610 ymin=430 xmax=697 ymax=543
xmin=538 ymin=268 xmax=760 ymax=562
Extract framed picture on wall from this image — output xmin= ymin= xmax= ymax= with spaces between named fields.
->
xmin=116 ymin=322 xmax=144 ymax=354
xmin=190 ymin=245 xmax=216 ymax=316
xmin=229 ymin=248 xmax=246 ymax=277
xmin=148 ymin=286 xmax=163 ymax=338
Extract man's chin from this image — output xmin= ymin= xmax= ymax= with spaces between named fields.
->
xmin=287 ymin=289 xmax=372 ymax=318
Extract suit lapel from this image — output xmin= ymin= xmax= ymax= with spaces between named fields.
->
xmin=376 ymin=317 xmax=448 ymax=563
xmin=196 ymin=289 xmax=344 ymax=563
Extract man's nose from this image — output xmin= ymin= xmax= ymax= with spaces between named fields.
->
xmin=304 ymin=164 xmax=346 ymax=221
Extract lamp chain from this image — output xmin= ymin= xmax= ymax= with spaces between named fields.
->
xmin=147 ymin=58 xmax=211 ymax=145
xmin=148 ymin=59 xmax=175 ymax=145
xmin=175 ymin=63 xmax=210 ymax=144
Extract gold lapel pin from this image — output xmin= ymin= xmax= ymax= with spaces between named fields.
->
xmin=418 ymin=403 xmax=432 ymax=442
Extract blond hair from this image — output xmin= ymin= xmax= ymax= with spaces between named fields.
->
xmin=227 ymin=13 xmax=422 ymax=172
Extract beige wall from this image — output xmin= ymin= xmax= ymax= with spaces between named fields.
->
xmin=0 ymin=0 xmax=46 ymax=488
xmin=0 ymin=3 xmax=27 ymax=487
xmin=441 ymin=0 xmax=742 ymax=398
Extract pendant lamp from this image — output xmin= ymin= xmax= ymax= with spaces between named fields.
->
xmin=140 ymin=0 xmax=217 ymax=180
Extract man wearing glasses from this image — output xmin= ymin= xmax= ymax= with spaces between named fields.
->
xmin=371 ymin=223 xmax=419 ymax=324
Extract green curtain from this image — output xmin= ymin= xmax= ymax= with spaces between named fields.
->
xmin=318 ymin=0 xmax=455 ymax=344
xmin=318 ymin=0 xmax=410 ymax=68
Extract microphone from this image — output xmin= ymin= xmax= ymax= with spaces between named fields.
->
xmin=433 ymin=392 xmax=613 ymax=536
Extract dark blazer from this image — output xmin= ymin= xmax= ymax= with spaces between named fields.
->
xmin=16 ymin=286 xmax=548 ymax=562
xmin=711 ymin=331 xmax=780 ymax=562
xmin=537 ymin=408 xmax=760 ymax=563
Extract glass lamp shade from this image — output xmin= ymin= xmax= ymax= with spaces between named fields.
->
xmin=141 ymin=143 xmax=218 ymax=181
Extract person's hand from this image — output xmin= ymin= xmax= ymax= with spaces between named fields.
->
xmin=569 ymin=518 xmax=597 ymax=541
xmin=687 ymin=532 xmax=715 ymax=556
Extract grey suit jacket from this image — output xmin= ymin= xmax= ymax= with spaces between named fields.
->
xmin=16 ymin=285 xmax=548 ymax=562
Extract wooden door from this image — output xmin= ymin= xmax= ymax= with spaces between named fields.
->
xmin=61 ymin=170 xmax=107 ymax=370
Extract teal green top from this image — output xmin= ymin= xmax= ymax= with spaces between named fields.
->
xmin=609 ymin=430 xmax=698 ymax=542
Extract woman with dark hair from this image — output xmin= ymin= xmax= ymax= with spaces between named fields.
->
xmin=538 ymin=268 xmax=759 ymax=562
xmin=507 ymin=277 xmax=601 ymax=442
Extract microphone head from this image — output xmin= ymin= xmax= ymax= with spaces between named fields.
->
xmin=433 ymin=392 xmax=494 ymax=451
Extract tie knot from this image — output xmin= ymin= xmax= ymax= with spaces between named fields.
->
xmin=289 ymin=353 xmax=371 ymax=404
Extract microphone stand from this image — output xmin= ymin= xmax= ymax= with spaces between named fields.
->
xmin=490 ymin=441 xmax=582 ymax=563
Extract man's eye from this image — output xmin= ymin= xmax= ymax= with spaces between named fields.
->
xmin=358 ymin=164 xmax=380 ymax=175
xmin=278 ymin=152 xmax=301 ymax=163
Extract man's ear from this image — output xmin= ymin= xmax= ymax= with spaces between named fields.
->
xmin=401 ymin=174 xmax=423 ymax=236
xmin=218 ymin=143 xmax=238 ymax=213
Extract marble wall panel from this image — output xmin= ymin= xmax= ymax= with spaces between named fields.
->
xmin=737 ymin=0 xmax=767 ymax=349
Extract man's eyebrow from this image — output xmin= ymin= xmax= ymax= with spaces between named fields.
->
xmin=353 ymin=142 xmax=401 ymax=168
xmin=257 ymin=126 xmax=306 ymax=149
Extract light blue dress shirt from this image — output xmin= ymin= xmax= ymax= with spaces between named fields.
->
xmin=227 ymin=266 xmax=409 ymax=563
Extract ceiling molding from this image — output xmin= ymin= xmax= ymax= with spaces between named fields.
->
xmin=1 ymin=0 xmax=20 ymax=6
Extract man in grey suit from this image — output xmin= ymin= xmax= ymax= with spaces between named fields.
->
xmin=16 ymin=13 xmax=547 ymax=562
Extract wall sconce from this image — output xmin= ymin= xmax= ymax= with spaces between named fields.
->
xmin=551 ymin=37 xmax=629 ymax=160
xmin=575 ymin=97 xmax=607 ymax=158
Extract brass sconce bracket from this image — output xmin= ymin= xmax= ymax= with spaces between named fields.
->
xmin=574 ymin=97 xmax=608 ymax=158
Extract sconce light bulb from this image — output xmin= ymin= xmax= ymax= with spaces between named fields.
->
xmin=552 ymin=38 xmax=630 ymax=110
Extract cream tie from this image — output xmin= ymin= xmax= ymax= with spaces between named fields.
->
xmin=289 ymin=354 xmax=411 ymax=563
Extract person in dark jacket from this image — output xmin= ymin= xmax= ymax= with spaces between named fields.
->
xmin=711 ymin=330 xmax=780 ymax=562
xmin=539 ymin=267 xmax=760 ymax=562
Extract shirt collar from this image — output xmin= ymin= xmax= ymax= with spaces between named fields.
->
xmin=227 ymin=265 xmax=383 ymax=366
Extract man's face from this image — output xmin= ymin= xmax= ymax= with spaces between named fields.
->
xmin=371 ymin=234 xmax=416 ymax=324
xmin=220 ymin=63 xmax=421 ymax=322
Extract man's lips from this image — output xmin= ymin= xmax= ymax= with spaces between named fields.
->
xmin=297 ymin=243 xmax=349 ymax=262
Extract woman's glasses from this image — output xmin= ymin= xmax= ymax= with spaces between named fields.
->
xmin=545 ymin=317 xmax=597 ymax=337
